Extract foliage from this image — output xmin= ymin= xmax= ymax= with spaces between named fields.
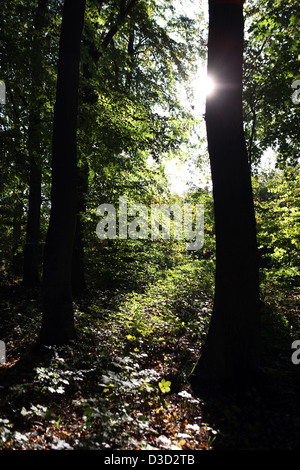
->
xmin=0 ymin=256 xmax=300 ymax=450
xmin=0 ymin=0 xmax=59 ymax=279
xmin=0 ymin=0 xmax=300 ymax=452
xmin=0 ymin=0 xmax=204 ymax=281
xmin=0 ymin=259 xmax=217 ymax=450
xmin=253 ymin=165 xmax=300 ymax=297
xmin=243 ymin=0 xmax=300 ymax=168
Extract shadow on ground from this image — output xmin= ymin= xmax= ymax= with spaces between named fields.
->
xmin=1 ymin=284 xmax=300 ymax=450
xmin=190 ymin=309 xmax=300 ymax=450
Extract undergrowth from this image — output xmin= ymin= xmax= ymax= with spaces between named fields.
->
xmin=0 ymin=259 xmax=299 ymax=450
xmin=0 ymin=260 xmax=217 ymax=450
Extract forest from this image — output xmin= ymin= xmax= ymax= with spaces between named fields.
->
xmin=0 ymin=0 xmax=299 ymax=454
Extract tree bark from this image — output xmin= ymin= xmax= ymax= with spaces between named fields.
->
xmin=190 ymin=0 xmax=260 ymax=385
xmin=23 ymin=0 xmax=48 ymax=287
xmin=38 ymin=0 xmax=86 ymax=345
xmin=23 ymin=113 xmax=42 ymax=287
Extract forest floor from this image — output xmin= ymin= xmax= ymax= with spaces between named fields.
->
xmin=0 ymin=263 xmax=300 ymax=452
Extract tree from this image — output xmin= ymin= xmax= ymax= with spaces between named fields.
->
xmin=0 ymin=0 xmax=59 ymax=283
xmin=23 ymin=0 xmax=49 ymax=287
xmin=0 ymin=0 xmax=203 ymax=342
xmin=38 ymin=0 xmax=86 ymax=346
xmin=243 ymin=0 xmax=300 ymax=169
xmin=190 ymin=0 xmax=260 ymax=385
xmin=253 ymin=165 xmax=300 ymax=294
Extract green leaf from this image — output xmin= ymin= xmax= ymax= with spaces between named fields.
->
xmin=158 ymin=378 xmax=171 ymax=394
xmin=126 ymin=334 xmax=136 ymax=341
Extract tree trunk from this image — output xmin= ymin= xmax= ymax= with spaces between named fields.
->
xmin=38 ymin=0 xmax=86 ymax=346
xmin=23 ymin=113 xmax=42 ymax=287
xmin=11 ymin=198 xmax=24 ymax=278
xmin=23 ymin=0 xmax=48 ymax=287
xmin=191 ymin=0 xmax=260 ymax=385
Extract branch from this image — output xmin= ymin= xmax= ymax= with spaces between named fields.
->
xmin=101 ymin=0 xmax=138 ymax=50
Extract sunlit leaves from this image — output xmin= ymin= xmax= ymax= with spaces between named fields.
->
xmin=158 ymin=378 xmax=171 ymax=393
xmin=253 ymin=165 xmax=300 ymax=293
xmin=243 ymin=0 xmax=300 ymax=167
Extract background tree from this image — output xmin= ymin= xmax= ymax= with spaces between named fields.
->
xmin=38 ymin=0 xmax=86 ymax=346
xmin=243 ymin=0 xmax=300 ymax=169
xmin=253 ymin=165 xmax=300 ymax=296
xmin=37 ymin=0 xmax=202 ymax=344
xmin=0 ymin=0 xmax=58 ymax=282
xmin=23 ymin=0 xmax=50 ymax=287
xmin=0 ymin=0 xmax=202 ymax=305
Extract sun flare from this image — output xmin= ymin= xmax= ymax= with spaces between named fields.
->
xmin=204 ymin=76 xmax=215 ymax=97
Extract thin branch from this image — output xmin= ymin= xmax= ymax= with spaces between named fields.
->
xmin=101 ymin=0 xmax=138 ymax=50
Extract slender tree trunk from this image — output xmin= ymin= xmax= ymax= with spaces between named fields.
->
xmin=11 ymin=198 xmax=24 ymax=278
xmin=23 ymin=114 xmax=42 ymax=287
xmin=23 ymin=0 xmax=47 ymax=287
xmin=38 ymin=0 xmax=86 ymax=346
xmin=191 ymin=0 xmax=260 ymax=385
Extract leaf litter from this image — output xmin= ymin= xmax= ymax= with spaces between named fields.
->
xmin=1 ymin=273 xmax=299 ymax=450
xmin=0 ymin=281 xmax=216 ymax=450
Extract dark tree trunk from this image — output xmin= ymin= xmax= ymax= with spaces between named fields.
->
xmin=38 ymin=0 xmax=86 ymax=346
xmin=23 ymin=114 xmax=42 ymax=287
xmin=191 ymin=0 xmax=260 ymax=385
xmin=23 ymin=0 xmax=48 ymax=287
xmin=11 ymin=198 xmax=24 ymax=278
